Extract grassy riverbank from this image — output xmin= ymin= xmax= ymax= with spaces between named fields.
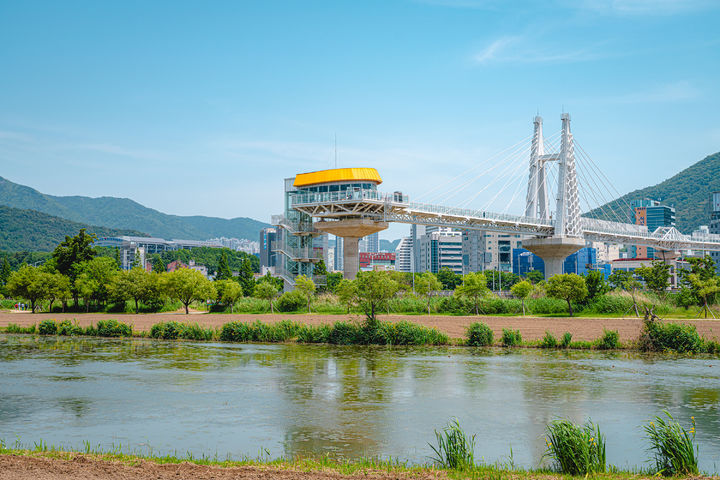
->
xmin=1 ymin=446 xmax=715 ymax=480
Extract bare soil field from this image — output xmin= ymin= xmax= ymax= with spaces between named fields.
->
xmin=1 ymin=310 xmax=719 ymax=342
xmin=0 ymin=454 xmax=444 ymax=480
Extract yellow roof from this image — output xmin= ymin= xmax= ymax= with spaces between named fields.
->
xmin=293 ymin=168 xmax=382 ymax=187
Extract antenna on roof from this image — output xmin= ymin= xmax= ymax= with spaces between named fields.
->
xmin=334 ymin=133 xmax=338 ymax=168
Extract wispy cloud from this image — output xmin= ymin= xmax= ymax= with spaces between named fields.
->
xmin=413 ymin=0 xmax=503 ymax=9
xmin=572 ymin=0 xmax=719 ymax=15
xmin=473 ymin=35 xmax=605 ymax=65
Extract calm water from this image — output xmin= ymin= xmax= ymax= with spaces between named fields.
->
xmin=1 ymin=334 xmax=719 ymax=472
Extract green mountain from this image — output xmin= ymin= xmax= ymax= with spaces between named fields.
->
xmin=0 ymin=176 xmax=269 ymax=241
xmin=380 ymin=239 xmax=401 ymax=252
xmin=0 ymin=205 xmax=146 ymax=252
xmin=585 ymin=151 xmax=720 ymax=233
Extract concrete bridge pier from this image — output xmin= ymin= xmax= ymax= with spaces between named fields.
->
xmin=315 ymin=219 xmax=388 ymax=280
xmin=522 ymin=236 xmax=585 ymax=278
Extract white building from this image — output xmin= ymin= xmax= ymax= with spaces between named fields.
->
xmin=462 ymin=230 xmax=522 ymax=273
xmin=417 ymin=228 xmax=463 ymax=274
xmin=394 ymin=237 xmax=413 ymax=272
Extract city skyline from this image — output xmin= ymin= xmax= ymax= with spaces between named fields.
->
xmin=1 ymin=0 xmax=719 ymax=241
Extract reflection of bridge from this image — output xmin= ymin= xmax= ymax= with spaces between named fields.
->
xmin=284 ymin=114 xmax=720 ymax=280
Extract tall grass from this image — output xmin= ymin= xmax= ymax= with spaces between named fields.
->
xmin=150 ymin=321 xmax=214 ymax=341
xmin=428 ymin=419 xmax=475 ymax=470
xmin=501 ymin=328 xmax=522 ymax=347
xmin=638 ymin=320 xmax=703 ymax=353
xmin=544 ymin=419 xmax=606 ymax=475
xmin=644 ymin=411 xmax=698 ymax=476
xmin=466 ymin=322 xmax=493 ymax=346
xmin=596 ymin=329 xmax=619 ymax=350
xmin=4 ymin=323 xmax=36 ymax=334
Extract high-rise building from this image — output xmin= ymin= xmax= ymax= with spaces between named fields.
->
xmin=259 ymin=227 xmax=276 ymax=268
xmin=462 ymin=230 xmax=522 ymax=273
xmin=359 ymin=232 xmax=379 ymax=253
xmin=629 ymin=198 xmax=675 ymax=259
xmin=709 ymin=192 xmax=720 ymax=271
xmin=417 ymin=228 xmax=463 ymax=274
xmin=513 ymin=246 xmax=598 ymax=277
xmin=334 ymin=236 xmax=344 ymax=272
xmin=395 ymin=237 xmax=413 ymax=272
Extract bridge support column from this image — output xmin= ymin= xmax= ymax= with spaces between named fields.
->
xmin=314 ymin=219 xmax=388 ymax=280
xmin=522 ymin=237 xmax=585 ymax=278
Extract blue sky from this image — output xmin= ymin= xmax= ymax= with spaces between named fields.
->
xmin=1 ymin=0 xmax=719 ymax=239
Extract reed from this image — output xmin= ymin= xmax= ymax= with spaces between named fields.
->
xmin=428 ymin=419 xmax=476 ymax=470
xmin=644 ymin=411 xmax=698 ymax=476
xmin=544 ymin=419 xmax=606 ymax=475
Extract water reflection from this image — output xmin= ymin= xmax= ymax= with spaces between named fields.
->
xmin=0 ymin=334 xmax=718 ymax=472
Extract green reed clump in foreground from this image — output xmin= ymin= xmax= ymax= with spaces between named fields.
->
xmin=501 ymin=328 xmax=522 ymax=347
xmin=5 ymin=323 xmax=36 ymax=334
xmin=466 ymin=322 xmax=493 ymax=346
xmin=428 ymin=419 xmax=476 ymax=470
xmin=149 ymin=321 xmax=214 ymax=341
xmin=644 ymin=411 xmax=698 ymax=476
xmin=545 ymin=419 xmax=606 ymax=475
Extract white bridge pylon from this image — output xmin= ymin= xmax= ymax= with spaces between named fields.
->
xmin=291 ymin=114 xmax=720 ymax=273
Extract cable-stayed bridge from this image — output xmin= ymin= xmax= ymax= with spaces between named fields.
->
xmin=288 ymin=114 xmax=720 ymax=279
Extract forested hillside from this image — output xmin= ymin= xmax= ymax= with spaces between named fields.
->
xmin=0 ymin=176 xmax=269 ymax=241
xmin=585 ymin=151 xmax=720 ymax=233
xmin=0 ymin=205 xmax=145 ymax=252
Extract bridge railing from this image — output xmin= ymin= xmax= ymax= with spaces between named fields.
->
xmin=291 ymin=189 xmax=409 ymax=206
xmin=402 ymin=201 xmax=554 ymax=227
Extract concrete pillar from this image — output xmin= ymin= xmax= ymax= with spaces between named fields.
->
xmin=314 ymin=218 xmax=388 ymax=280
xmin=522 ymin=236 xmax=585 ymax=278
xmin=343 ymin=237 xmax=360 ymax=280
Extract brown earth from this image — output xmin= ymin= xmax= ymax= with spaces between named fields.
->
xmin=1 ymin=310 xmax=719 ymax=342
xmin=0 ymin=454 xmax=445 ymax=480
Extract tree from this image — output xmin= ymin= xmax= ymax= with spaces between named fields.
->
xmin=237 ymin=258 xmax=255 ymax=296
xmin=525 ymin=270 xmax=544 ymax=284
xmin=687 ymin=274 xmax=720 ymax=318
xmin=215 ymin=279 xmax=243 ymax=312
xmin=216 ymin=251 xmax=232 ymax=280
xmin=313 ymin=260 xmax=328 ymax=276
xmin=151 ymin=254 xmax=166 ymax=273
xmin=437 ymin=267 xmax=461 ymax=290
xmin=114 ymin=248 xmax=121 ymax=269
xmin=6 ymin=266 xmax=47 ymax=313
xmin=335 ymin=278 xmax=358 ymax=313
xmin=510 ymin=280 xmax=533 ymax=315
xmin=162 ymin=268 xmax=217 ymax=314
xmin=546 ymin=273 xmax=588 ymax=317
xmin=74 ymin=257 xmax=119 ymax=309
xmin=46 ymin=273 xmax=71 ymax=313
xmin=256 ymin=271 xmax=284 ymax=291
xmin=415 ymin=272 xmax=442 ymax=314
xmin=0 ymin=258 xmax=12 ymax=285
xmin=608 ymin=269 xmax=632 ymax=290
xmin=254 ymin=281 xmax=279 ymax=313
xmin=326 ymin=272 xmax=343 ymax=293
xmin=294 ymin=275 xmax=316 ymax=313
xmin=354 ymin=271 xmax=399 ymax=323
xmin=585 ymin=270 xmax=609 ymax=301
xmin=623 ymin=277 xmax=643 ymax=317
xmin=52 ymin=229 xmax=97 ymax=278
xmin=111 ymin=267 xmax=162 ymax=313
xmin=455 ymin=272 xmax=488 ymax=315
xmin=635 ymin=261 xmax=671 ymax=296
xmin=485 ymin=270 xmax=520 ymax=291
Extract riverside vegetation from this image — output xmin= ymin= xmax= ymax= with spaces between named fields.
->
xmin=4 ymin=316 xmax=720 ymax=353
xmin=0 ymin=412 xmax=705 ymax=478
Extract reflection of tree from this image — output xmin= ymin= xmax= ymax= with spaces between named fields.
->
xmin=58 ymin=397 xmax=90 ymax=418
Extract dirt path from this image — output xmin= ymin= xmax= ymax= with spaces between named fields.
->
xmin=2 ymin=310 xmax=719 ymax=342
xmin=0 ymin=454 xmax=444 ymax=480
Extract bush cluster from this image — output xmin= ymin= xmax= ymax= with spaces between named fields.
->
xmin=150 ymin=321 xmax=214 ymax=341
xmin=30 ymin=318 xmax=133 ymax=337
xmin=501 ymin=328 xmax=522 ymax=347
xmin=466 ymin=322 xmax=493 ymax=347
xmin=638 ymin=320 xmax=703 ymax=353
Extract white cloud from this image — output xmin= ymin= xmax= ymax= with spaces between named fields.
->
xmin=573 ymin=0 xmax=718 ymax=15
xmin=473 ymin=35 xmax=605 ymax=66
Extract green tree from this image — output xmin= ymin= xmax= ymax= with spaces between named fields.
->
xmin=687 ymin=273 xmax=720 ymax=318
xmin=455 ymin=272 xmax=488 ymax=315
xmin=237 ymin=258 xmax=255 ymax=296
xmin=585 ymin=270 xmax=609 ymax=301
xmin=355 ymin=271 xmax=399 ymax=323
xmin=0 ymin=257 xmax=12 ymax=285
xmin=215 ymin=279 xmax=243 ymax=312
xmin=6 ymin=266 xmax=47 ymax=313
xmin=46 ymin=272 xmax=71 ymax=313
xmin=216 ymin=250 xmax=232 ymax=280
xmin=415 ymin=272 xmax=442 ymax=314
xmin=114 ymin=248 xmax=121 ymax=269
xmin=256 ymin=271 xmax=284 ymax=291
xmin=52 ymin=229 xmax=97 ymax=278
xmin=623 ymin=277 xmax=643 ymax=317
xmin=254 ymin=281 xmax=279 ymax=313
xmin=510 ymin=280 xmax=533 ymax=315
xmin=546 ymin=273 xmax=588 ymax=317
xmin=635 ymin=261 xmax=671 ymax=296
xmin=313 ymin=260 xmax=328 ymax=276
xmin=151 ymin=254 xmax=166 ymax=273
xmin=294 ymin=275 xmax=316 ymax=313
xmin=525 ymin=270 xmax=544 ymax=284
xmin=485 ymin=270 xmax=520 ymax=291
xmin=608 ymin=269 xmax=632 ymax=290
xmin=326 ymin=272 xmax=343 ymax=293
xmin=437 ymin=267 xmax=461 ymax=290
xmin=336 ymin=278 xmax=358 ymax=313
xmin=162 ymin=268 xmax=217 ymax=314
xmin=73 ymin=257 xmax=119 ymax=309
xmin=111 ymin=267 xmax=162 ymax=313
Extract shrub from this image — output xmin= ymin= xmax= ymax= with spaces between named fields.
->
xmin=95 ymin=319 xmax=132 ymax=337
xmin=639 ymin=321 xmax=703 ymax=354
xmin=587 ymin=293 xmax=634 ymax=314
xmin=560 ymin=332 xmax=573 ymax=349
xmin=704 ymin=340 xmax=720 ymax=354
xmin=501 ymin=328 xmax=522 ymax=347
xmin=327 ymin=321 xmax=362 ymax=345
xmin=596 ymin=329 xmax=619 ymax=350
xmin=379 ymin=321 xmax=449 ymax=346
xmin=438 ymin=296 xmax=474 ymax=315
xmin=429 ymin=419 xmax=476 ymax=470
xmin=541 ymin=331 xmax=558 ymax=349
xmin=466 ymin=322 xmax=493 ymax=346
xmin=275 ymin=290 xmax=306 ymax=312
xmin=179 ymin=323 xmax=214 ymax=341
xmin=5 ymin=323 xmax=36 ymax=334
xmin=57 ymin=319 xmax=83 ymax=336
xmin=38 ymin=319 xmax=57 ymax=335
xmin=545 ymin=419 xmax=606 ymax=475
xmin=297 ymin=324 xmax=332 ymax=343
xmin=644 ymin=411 xmax=698 ymax=476
xmin=151 ymin=321 xmax=213 ymax=341
xmin=527 ymin=297 xmax=568 ymax=315
xmin=220 ymin=321 xmax=255 ymax=342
